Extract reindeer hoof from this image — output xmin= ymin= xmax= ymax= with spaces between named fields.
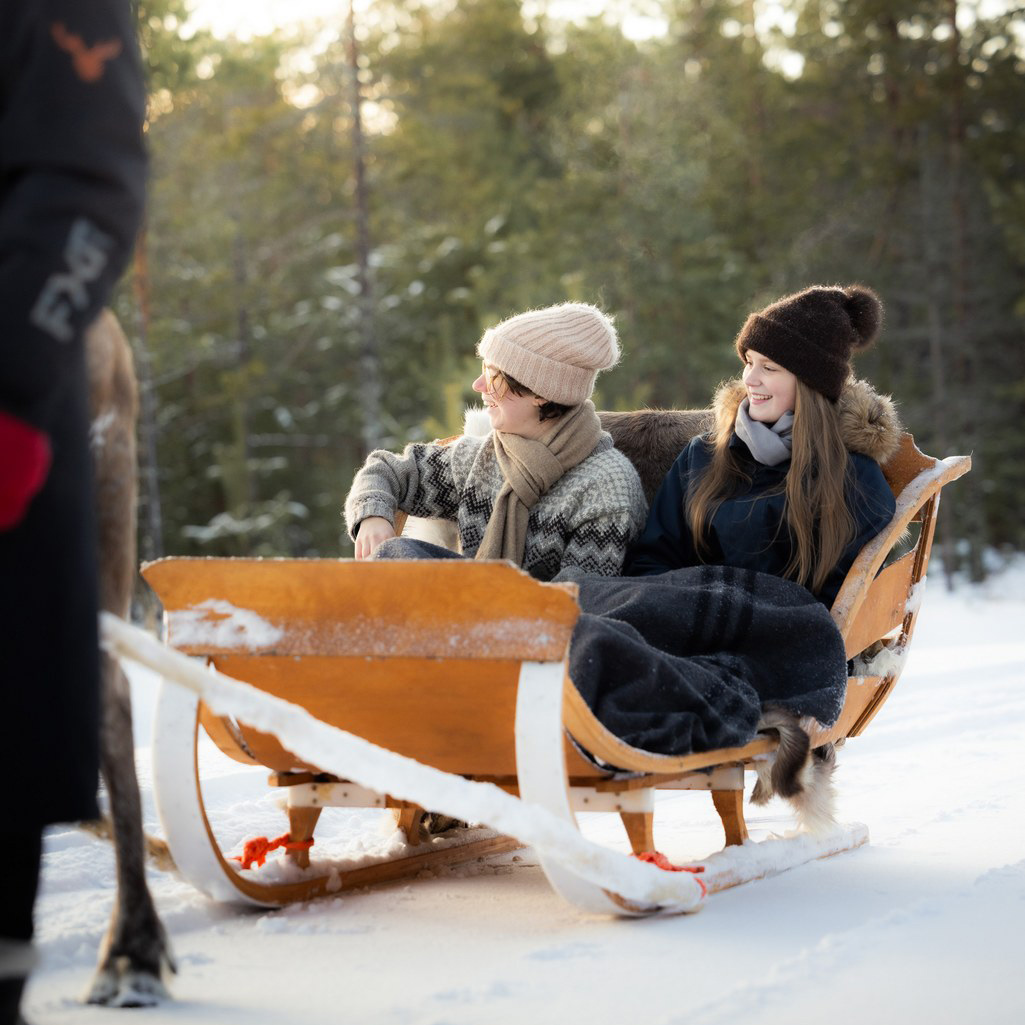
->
xmin=84 ymin=960 xmax=170 ymax=1007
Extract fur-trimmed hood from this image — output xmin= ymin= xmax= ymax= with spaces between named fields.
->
xmin=714 ymin=376 xmax=902 ymax=465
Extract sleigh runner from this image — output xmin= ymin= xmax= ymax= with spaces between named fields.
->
xmin=125 ymin=425 xmax=968 ymax=916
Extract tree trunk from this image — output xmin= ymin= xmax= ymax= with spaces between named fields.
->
xmin=917 ymin=128 xmax=956 ymax=589
xmin=946 ymin=0 xmax=987 ymax=581
xmin=349 ymin=0 xmax=383 ymax=456
xmin=229 ymin=221 xmax=255 ymax=508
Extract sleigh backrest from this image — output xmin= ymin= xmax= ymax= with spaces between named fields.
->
xmin=820 ymin=436 xmax=970 ymax=739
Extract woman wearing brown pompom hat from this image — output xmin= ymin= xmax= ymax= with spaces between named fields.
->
xmin=626 ymin=284 xmax=901 ymax=609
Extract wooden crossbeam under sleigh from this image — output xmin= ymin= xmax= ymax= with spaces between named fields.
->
xmin=131 ymin=420 xmax=969 ymax=916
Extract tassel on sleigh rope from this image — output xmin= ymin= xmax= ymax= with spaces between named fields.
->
xmin=233 ymin=833 xmax=314 ymax=870
xmin=99 ymin=612 xmax=705 ymax=914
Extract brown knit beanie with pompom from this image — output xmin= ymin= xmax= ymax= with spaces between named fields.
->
xmin=734 ymin=284 xmax=884 ymax=401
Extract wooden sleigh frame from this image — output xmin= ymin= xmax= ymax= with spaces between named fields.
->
xmin=139 ymin=428 xmax=969 ymax=915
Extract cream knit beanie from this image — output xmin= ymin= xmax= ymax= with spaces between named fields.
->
xmin=477 ymin=302 xmax=620 ymax=405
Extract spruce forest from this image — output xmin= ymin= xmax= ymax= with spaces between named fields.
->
xmin=125 ymin=0 xmax=1025 ymax=581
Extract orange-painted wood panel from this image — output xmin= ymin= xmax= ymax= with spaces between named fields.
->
xmin=841 ymin=552 xmax=916 ymax=659
xmin=881 ymin=433 xmax=935 ymax=495
xmin=142 ymin=558 xmax=578 ymax=663
xmin=208 ymin=653 xmax=523 ymax=776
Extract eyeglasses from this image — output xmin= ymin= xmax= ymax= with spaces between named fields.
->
xmin=481 ymin=361 xmax=508 ymax=398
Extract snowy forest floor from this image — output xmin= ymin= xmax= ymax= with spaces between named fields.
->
xmin=25 ymin=561 xmax=1025 ymax=1024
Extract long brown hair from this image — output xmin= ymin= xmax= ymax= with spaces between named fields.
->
xmin=687 ymin=379 xmax=856 ymax=596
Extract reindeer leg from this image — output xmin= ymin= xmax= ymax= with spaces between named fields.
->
xmin=84 ymin=311 xmax=176 ymax=1005
xmin=84 ymin=655 xmax=176 ymax=1007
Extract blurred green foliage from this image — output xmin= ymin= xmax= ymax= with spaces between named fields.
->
xmin=118 ymin=0 xmax=1025 ymax=577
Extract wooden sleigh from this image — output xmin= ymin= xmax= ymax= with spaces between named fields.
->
xmin=137 ymin=419 xmax=969 ymax=916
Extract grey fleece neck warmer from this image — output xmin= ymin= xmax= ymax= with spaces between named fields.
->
xmin=734 ymin=399 xmax=794 ymax=466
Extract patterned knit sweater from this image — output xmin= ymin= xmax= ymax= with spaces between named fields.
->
xmin=344 ymin=432 xmax=648 ymax=580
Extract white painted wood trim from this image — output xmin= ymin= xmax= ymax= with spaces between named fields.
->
xmin=701 ymin=822 xmax=870 ymax=894
xmin=514 ymin=661 xmax=656 ymax=916
xmin=569 ymin=787 xmax=654 ymax=813
xmin=656 ymin=766 xmax=745 ymax=791
xmin=151 ymin=678 xmax=271 ymax=908
xmin=284 ymin=781 xmax=388 ymax=810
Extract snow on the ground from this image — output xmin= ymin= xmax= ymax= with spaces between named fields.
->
xmin=25 ymin=563 xmax=1025 ymax=1024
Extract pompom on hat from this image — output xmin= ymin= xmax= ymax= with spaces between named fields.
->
xmin=735 ymin=284 xmax=884 ymax=401
xmin=478 ymin=302 xmax=620 ymax=406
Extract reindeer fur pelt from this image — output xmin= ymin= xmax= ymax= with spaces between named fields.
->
xmin=598 ymin=409 xmax=711 ymax=504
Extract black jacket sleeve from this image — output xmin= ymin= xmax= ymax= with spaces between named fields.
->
xmin=0 ymin=0 xmax=147 ymax=427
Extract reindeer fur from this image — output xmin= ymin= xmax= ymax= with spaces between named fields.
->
xmin=598 ymin=408 xmax=712 ymax=503
xmin=83 ymin=311 xmax=175 ymax=1006
xmin=751 ymin=707 xmax=838 ymax=835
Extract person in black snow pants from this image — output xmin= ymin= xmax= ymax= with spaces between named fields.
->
xmin=0 ymin=2 xmax=146 ymax=1021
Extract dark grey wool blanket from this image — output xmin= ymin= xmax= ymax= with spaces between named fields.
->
xmin=553 ymin=565 xmax=848 ymax=757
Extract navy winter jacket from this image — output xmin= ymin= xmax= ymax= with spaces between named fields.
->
xmin=624 ymin=433 xmax=896 ymax=608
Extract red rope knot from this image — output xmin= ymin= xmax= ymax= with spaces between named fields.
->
xmin=632 ymin=850 xmax=707 ymax=898
xmin=233 ymin=833 xmax=315 ymax=870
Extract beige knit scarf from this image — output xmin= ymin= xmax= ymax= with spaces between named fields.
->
xmin=476 ymin=400 xmax=604 ymax=566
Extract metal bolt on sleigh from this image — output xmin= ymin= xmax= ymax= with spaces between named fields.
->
xmin=104 ymin=411 xmax=970 ymax=917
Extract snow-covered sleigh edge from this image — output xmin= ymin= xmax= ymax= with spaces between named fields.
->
xmin=110 ymin=418 xmax=969 ymax=918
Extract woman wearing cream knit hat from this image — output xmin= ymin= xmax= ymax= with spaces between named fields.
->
xmin=344 ymin=302 xmax=647 ymax=580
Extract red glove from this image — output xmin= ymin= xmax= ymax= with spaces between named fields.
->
xmin=0 ymin=410 xmax=52 ymax=530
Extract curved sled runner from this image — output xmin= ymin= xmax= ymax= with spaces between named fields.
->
xmin=135 ymin=429 xmax=969 ymax=915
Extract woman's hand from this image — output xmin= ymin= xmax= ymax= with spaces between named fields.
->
xmin=354 ymin=516 xmax=396 ymax=559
